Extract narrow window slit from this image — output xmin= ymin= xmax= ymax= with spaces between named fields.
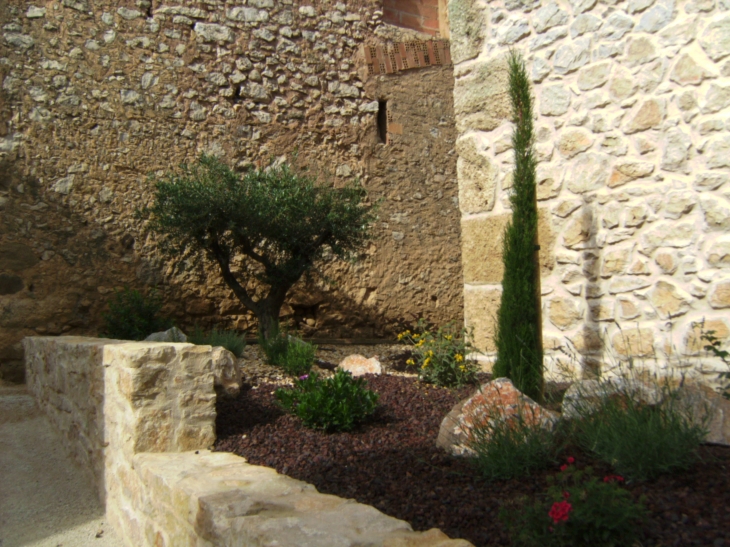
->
xmin=377 ymin=100 xmax=388 ymax=144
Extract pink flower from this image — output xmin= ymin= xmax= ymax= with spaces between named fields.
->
xmin=549 ymin=501 xmax=572 ymax=524
xmin=298 ymin=374 xmax=309 ymax=381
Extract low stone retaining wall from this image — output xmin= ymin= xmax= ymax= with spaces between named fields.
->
xmin=23 ymin=336 xmax=472 ymax=547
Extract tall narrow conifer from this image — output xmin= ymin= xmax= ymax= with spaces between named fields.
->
xmin=492 ymin=51 xmax=544 ymax=402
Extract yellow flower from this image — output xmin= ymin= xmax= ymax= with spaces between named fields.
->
xmin=416 ymin=339 xmax=425 ymax=347
xmin=445 ymin=335 xmax=452 ymax=341
xmin=459 ymin=365 xmax=466 ymax=371
xmin=406 ymin=358 xmax=415 ymax=366
xmin=422 ymin=357 xmax=431 ymax=368
xmin=397 ymin=333 xmax=404 ymax=341
xmin=413 ymin=333 xmax=420 ymax=339
xmin=426 ymin=350 xmax=434 ymax=357
xmin=455 ymin=353 xmax=464 ymax=362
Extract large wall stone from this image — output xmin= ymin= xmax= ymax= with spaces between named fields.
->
xmin=461 ymin=209 xmax=555 ymax=284
xmin=451 ymin=0 xmax=730 ymax=388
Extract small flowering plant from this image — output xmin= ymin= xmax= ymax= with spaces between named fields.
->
xmin=398 ymin=320 xmax=480 ymax=388
xmin=499 ymin=457 xmax=647 ymax=547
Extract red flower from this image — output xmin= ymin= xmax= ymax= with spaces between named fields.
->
xmin=549 ymin=501 xmax=573 ymax=524
xmin=567 ymin=456 xmax=575 ymax=464
xmin=603 ymin=474 xmax=625 ymax=483
xmin=560 ymin=464 xmax=568 ymax=472
xmin=562 ymin=491 xmax=570 ymax=499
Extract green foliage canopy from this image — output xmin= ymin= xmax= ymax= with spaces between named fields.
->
xmin=142 ymin=155 xmax=376 ymax=337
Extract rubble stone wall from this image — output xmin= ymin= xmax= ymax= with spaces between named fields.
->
xmin=450 ymin=0 xmax=730 ymax=384
xmin=0 ymin=0 xmax=462 ymax=382
xmin=23 ymin=336 xmax=473 ymax=547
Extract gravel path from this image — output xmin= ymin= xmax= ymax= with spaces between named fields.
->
xmin=0 ymin=386 xmax=123 ymax=547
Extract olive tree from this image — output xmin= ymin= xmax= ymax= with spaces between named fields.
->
xmin=143 ymin=155 xmax=376 ymax=340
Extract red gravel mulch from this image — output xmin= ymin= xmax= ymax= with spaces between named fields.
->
xmin=214 ymin=374 xmax=730 ymax=547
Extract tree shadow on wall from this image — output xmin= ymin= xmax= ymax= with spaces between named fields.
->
xmin=556 ymin=197 xmax=605 ymax=380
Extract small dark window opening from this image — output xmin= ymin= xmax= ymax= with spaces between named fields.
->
xmin=377 ymin=100 xmax=388 ymax=144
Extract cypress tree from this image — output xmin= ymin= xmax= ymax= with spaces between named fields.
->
xmin=492 ymin=51 xmax=544 ymax=402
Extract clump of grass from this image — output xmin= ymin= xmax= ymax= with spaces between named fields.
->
xmin=189 ymin=326 xmax=246 ymax=358
xmin=468 ymin=408 xmax=562 ymax=481
xmin=258 ymin=325 xmax=316 ymax=377
xmin=566 ymin=379 xmax=708 ymax=482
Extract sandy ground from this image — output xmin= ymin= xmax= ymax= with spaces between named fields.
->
xmin=0 ymin=386 xmax=124 ymax=547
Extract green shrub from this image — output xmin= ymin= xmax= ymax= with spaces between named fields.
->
xmin=567 ymin=383 xmax=707 ymax=482
xmin=275 ymin=370 xmax=379 ymax=432
xmin=258 ymin=325 xmax=315 ymax=377
xmin=398 ymin=320 xmax=480 ymax=388
xmin=280 ymin=338 xmax=316 ymax=377
xmin=188 ymin=326 xmax=247 ymax=358
xmin=701 ymin=329 xmax=730 ymax=399
xmin=102 ymin=287 xmax=172 ymax=341
xmin=468 ymin=410 xmax=561 ymax=481
xmin=500 ymin=459 xmax=647 ymax=547
xmin=258 ymin=325 xmax=290 ymax=366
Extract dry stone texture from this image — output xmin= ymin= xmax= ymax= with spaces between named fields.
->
xmin=452 ymin=0 xmax=730 ymax=389
xmin=24 ymin=336 xmax=473 ymax=547
xmin=0 ymin=0 xmax=462 ymax=382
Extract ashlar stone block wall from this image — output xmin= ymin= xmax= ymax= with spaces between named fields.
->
xmin=23 ymin=336 xmax=473 ymax=547
xmin=450 ymin=0 xmax=730 ymax=384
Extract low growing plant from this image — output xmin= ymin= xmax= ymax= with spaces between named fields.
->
xmin=701 ymin=329 xmax=730 ymax=399
xmin=275 ymin=370 xmax=379 ymax=432
xmin=398 ymin=320 xmax=480 ymax=388
xmin=188 ymin=326 xmax=247 ymax=358
xmin=258 ymin=323 xmax=316 ymax=377
xmin=566 ymin=380 xmax=707 ymax=482
xmin=500 ymin=457 xmax=647 ymax=547
xmin=468 ymin=408 xmax=562 ymax=481
xmin=102 ymin=287 xmax=172 ymax=341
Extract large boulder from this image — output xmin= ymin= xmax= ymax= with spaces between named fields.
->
xmin=144 ymin=326 xmax=187 ymax=343
xmin=210 ymin=346 xmax=241 ymax=397
xmin=561 ymin=377 xmax=663 ymax=419
xmin=337 ymin=354 xmax=382 ymax=377
xmin=437 ymin=378 xmax=559 ymax=457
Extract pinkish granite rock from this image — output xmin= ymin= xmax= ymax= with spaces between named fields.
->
xmin=437 ymin=378 xmax=559 ymax=456
xmin=337 ymin=354 xmax=382 ymax=377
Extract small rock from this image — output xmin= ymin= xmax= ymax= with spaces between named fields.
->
xmin=562 ymin=378 xmax=663 ymax=420
xmin=672 ymin=382 xmax=730 ymax=446
xmin=210 ymin=347 xmax=241 ymax=397
xmin=145 ymin=327 xmax=187 ymax=343
xmin=337 ymin=354 xmax=382 ymax=377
